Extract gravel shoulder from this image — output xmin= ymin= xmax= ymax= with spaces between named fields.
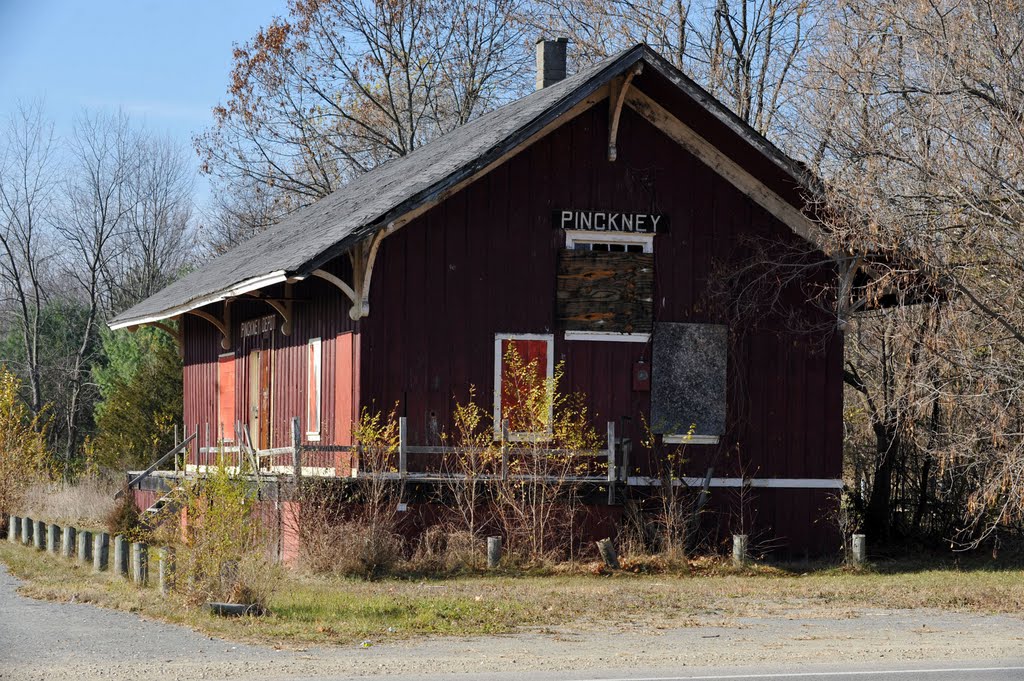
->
xmin=3 ymin=564 xmax=1024 ymax=681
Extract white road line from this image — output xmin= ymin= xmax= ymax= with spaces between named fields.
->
xmin=572 ymin=667 xmax=1024 ymax=681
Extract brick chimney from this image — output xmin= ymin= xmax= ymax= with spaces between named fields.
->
xmin=535 ymin=37 xmax=568 ymax=90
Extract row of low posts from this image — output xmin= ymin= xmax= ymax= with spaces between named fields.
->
xmin=729 ymin=533 xmax=869 ymax=566
xmin=481 ymin=534 xmax=871 ymax=570
xmin=6 ymin=514 xmax=174 ymax=594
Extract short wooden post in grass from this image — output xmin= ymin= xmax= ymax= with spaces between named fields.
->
xmin=33 ymin=519 xmax=45 ymax=551
xmin=77 ymin=530 xmax=93 ymax=565
xmin=131 ymin=542 xmax=149 ymax=586
xmin=113 ymin=535 xmax=129 ymax=577
xmin=486 ymin=536 xmax=502 ymax=569
xmin=62 ymin=526 xmax=76 ymax=559
xmin=158 ymin=546 xmax=175 ymax=596
xmin=8 ymin=516 xmax=20 ymax=543
xmin=93 ymin=533 xmax=110 ymax=572
xmin=21 ymin=517 xmax=32 ymax=545
xmin=596 ymin=537 xmax=620 ymax=570
xmin=851 ymin=534 xmax=866 ymax=564
xmin=732 ymin=534 xmax=749 ymax=567
xmin=47 ymin=523 xmax=60 ymax=554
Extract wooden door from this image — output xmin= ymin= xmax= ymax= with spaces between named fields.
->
xmin=258 ymin=348 xmax=273 ymax=449
xmin=248 ymin=347 xmax=274 ymax=450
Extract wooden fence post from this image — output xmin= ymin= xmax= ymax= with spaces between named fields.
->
xmin=21 ymin=517 xmax=31 ymax=545
xmin=606 ymin=421 xmax=617 ymax=505
xmin=77 ymin=531 xmax=92 ymax=565
xmin=61 ymin=526 xmax=75 ymax=559
xmin=486 ymin=536 xmax=502 ymax=569
xmin=132 ymin=542 xmax=149 ymax=585
xmin=114 ymin=535 xmax=129 ymax=577
xmin=8 ymin=516 xmax=20 ymax=543
xmin=732 ymin=534 xmax=748 ymax=567
xmin=501 ymin=419 xmax=510 ymax=481
xmin=46 ymin=523 xmax=59 ymax=554
xmin=398 ymin=416 xmax=408 ymax=478
xmin=93 ymin=533 xmax=110 ymax=572
xmin=291 ymin=417 xmax=302 ymax=482
xmin=33 ymin=519 xmax=45 ymax=550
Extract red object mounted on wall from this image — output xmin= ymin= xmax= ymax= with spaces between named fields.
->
xmin=632 ymin=359 xmax=650 ymax=392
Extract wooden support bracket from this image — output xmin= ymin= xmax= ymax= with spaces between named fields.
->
xmin=263 ymin=285 xmax=295 ymax=336
xmin=313 ymin=223 xmax=397 ymax=321
xmin=608 ymin=64 xmax=643 ymax=162
xmin=188 ymin=308 xmax=232 ymax=350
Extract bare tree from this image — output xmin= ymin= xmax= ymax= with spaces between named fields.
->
xmin=0 ymin=101 xmax=57 ymax=418
xmin=798 ymin=0 xmax=1024 ymax=544
xmin=53 ymin=111 xmax=134 ymax=473
xmin=195 ymin=0 xmax=535 ymax=237
xmin=538 ymin=0 xmax=820 ymax=136
xmin=112 ymin=134 xmax=195 ymax=312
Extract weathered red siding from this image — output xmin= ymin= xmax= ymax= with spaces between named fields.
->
xmin=179 ymin=86 xmax=843 ymax=553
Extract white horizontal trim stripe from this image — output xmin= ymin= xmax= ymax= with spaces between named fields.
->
xmin=108 ymin=271 xmax=289 ymax=330
xmin=564 ymin=330 xmax=651 ymax=343
xmin=664 ymin=434 xmax=720 ymax=445
xmin=627 ymin=476 xmax=844 ymax=489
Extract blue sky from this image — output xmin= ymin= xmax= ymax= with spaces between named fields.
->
xmin=0 ymin=0 xmax=288 ymax=202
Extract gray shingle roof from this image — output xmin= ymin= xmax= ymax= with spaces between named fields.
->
xmin=109 ymin=44 xmax=810 ymax=328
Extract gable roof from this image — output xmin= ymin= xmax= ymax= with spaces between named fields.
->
xmin=110 ymin=44 xmax=818 ymax=330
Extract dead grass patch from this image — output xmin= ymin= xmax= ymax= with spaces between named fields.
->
xmin=2 ymin=541 xmax=1023 ymax=648
xmin=18 ymin=477 xmax=118 ymax=528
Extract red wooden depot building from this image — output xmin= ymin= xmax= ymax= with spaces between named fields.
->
xmin=112 ymin=41 xmax=858 ymax=555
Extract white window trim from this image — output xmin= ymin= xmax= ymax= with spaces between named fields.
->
xmin=664 ymin=434 xmax=720 ymax=445
xmin=493 ymin=333 xmax=555 ymax=441
xmin=564 ymin=229 xmax=654 ymax=253
xmin=564 ymin=330 xmax=651 ymax=343
xmin=306 ymin=337 xmax=322 ymax=441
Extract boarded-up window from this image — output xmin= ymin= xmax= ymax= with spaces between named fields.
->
xmin=493 ymin=334 xmax=554 ymax=440
xmin=334 ymin=332 xmax=354 ymax=446
xmin=217 ymin=353 xmax=235 ymax=442
xmin=651 ymin=323 xmax=727 ymax=439
xmin=556 ymin=250 xmax=653 ymax=333
xmin=306 ymin=337 xmax=322 ymax=440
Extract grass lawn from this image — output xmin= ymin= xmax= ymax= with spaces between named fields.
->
xmin=2 ymin=541 xmax=1023 ymax=647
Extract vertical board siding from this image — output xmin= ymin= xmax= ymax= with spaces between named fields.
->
xmin=179 ymin=87 xmax=844 ymax=553
xmin=355 ymin=98 xmax=843 ymax=552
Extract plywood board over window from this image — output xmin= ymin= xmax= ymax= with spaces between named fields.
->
xmin=493 ymin=334 xmax=554 ymax=440
xmin=306 ymin=337 xmax=322 ymax=441
xmin=556 ymin=250 xmax=653 ymax=334
xmin=217 ymin=353 xmax=235 ymax=442
xmin=651 ymin=323 xmax=727 ymax=443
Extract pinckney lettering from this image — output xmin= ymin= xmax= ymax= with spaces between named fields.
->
xmin=557 ymin=210 xmax=667 ymax=233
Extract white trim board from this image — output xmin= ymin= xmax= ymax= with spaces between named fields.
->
xmin=627 ymin=476 xmax=844 ymax=489
xmin=493 ymin=333 xmax=555 ymax=441
xmin=109 ymin=270 xmax=288 ymax=330
xmin=664 ymin=434 xmax=720 ymax=445
xmin=564 ymin=330 xmax=650 ymax=343
xmin=564 ymin=229 xmax=655 ymax=253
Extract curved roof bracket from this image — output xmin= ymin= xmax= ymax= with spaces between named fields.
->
xmin=608 ymin=64 xmax=643 ymax=162
xmin=188 ymin=308 xmax=232 ymax=350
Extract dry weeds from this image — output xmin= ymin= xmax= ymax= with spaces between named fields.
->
xmin=18 ymin=477 xmax=119 ymax=528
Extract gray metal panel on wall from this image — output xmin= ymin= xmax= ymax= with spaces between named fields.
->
xmin=651 ymin=322 xmax=727 ymax=436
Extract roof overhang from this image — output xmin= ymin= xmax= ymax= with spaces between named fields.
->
xmin=108 ymin=270 xmax=288 ymax=330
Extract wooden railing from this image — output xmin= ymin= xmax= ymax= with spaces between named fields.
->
xmin=190 ymin=417 xmax=627 ymax=502
xmin=115 ymin=433 xmax=197 ymax=499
